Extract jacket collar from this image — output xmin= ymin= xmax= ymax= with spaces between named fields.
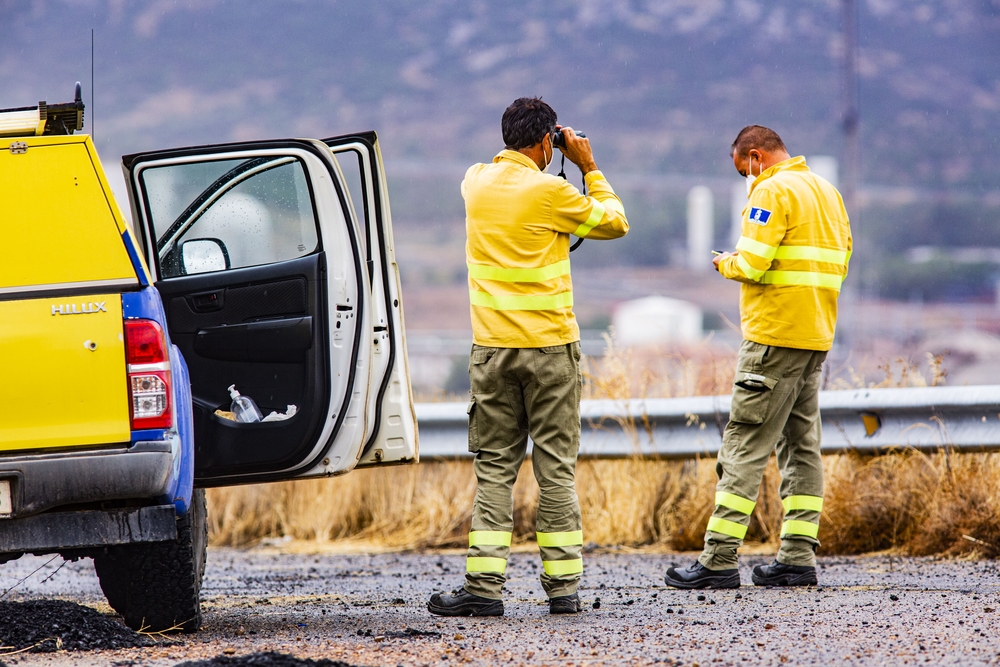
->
xmin=494 ymin=149 xmax=542 ymax=172
xmin=748 ymin=155 xmax=808 ymax=194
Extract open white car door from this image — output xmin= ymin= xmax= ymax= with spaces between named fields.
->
xmin=321 ymin=132 xmax=418 ymax=468
xmin=123 ymin=135 xmax=416 ymax=487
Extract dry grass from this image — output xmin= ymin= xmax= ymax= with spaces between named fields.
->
xmin=822 ymin=450 xmax=1000 ymax=556
xmin=207 ymin=337 xmax=1000 ymax=557
xmin=208 ymin=452 xmax=1000 ymax=557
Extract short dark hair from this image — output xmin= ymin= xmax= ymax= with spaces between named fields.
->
xmin=502 ymin=97 xmax=557 ymax=150
xmin=731 ymin=125 xmax=786 ymax=158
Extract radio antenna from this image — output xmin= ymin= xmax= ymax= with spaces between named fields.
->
xmin=91 ymin=28 xmax=95 ymax=140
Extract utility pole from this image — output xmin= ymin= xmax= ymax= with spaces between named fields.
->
xmin=841 ymin=0 xmax=862 ymax=346
xmin=687 ymin=186 xmax=714 ymax=273
xmin=842 ymin=0 xmax=859 ymax=219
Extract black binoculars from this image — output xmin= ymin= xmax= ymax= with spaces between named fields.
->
xmin=551 ymin=129 xmax=586 ymax=148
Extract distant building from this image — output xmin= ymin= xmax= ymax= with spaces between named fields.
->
xmin=612 ymin=296 xmax=703 ymax=347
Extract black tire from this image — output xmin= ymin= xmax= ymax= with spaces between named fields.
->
xmin=94 ymin=489 xmax=208 ymax=632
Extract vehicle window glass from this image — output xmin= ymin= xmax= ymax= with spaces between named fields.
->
xmin=336 ymin=150 xmax=368 ymax=259
xmin=140 ymin=157 xmax=318 ymax=278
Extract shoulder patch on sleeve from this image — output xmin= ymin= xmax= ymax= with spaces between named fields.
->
xmin=748 ymin=207 xmax=772 ymax=225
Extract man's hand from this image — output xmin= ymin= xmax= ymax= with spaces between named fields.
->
xmin=713 ymin=250 xmax=737 ymax=272
xmin=557 ymin=126 xmax=598 ymax=175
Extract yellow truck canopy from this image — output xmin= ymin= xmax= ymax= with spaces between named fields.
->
xmin=0 ymin=135 xmax=143 ymax=294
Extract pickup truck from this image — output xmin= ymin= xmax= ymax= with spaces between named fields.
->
xmin=0 ymin=85 xmax=418 ymax=632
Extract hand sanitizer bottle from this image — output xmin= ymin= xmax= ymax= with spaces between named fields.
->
xmin=228 ymin=385 xmax=263 ymax=423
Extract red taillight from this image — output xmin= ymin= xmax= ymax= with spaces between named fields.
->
xmin=124 ymin=319 xmax=172 ymax=430
xmin=125 ymin=319 xmax=167 ymax=364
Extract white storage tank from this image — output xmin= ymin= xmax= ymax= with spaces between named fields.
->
xmin=612 ymin=296 xmax=703 ymax=346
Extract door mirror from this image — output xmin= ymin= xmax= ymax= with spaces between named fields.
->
xmin=181 ymin=238 xmax=230 ymax=275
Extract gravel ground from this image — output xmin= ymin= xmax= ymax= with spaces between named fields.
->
xmin=0 ymin=599 xmax=151 ymax=652
xmin=1 ymin=548 xmax=999 ymax=666
xmin=175 ymin=652 xmax=354 ymax=666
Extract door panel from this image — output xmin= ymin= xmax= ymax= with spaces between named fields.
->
xmin=155 ymin=257 xmax=329 ymax=481
xmin=123 ymin=141 xmax=372 ymax=486
xmin=322 ymin=133 xmax=418 ymax=466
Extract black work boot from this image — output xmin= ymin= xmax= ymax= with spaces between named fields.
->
xmin=549 ymin=592 xmax=582 ymax=614
xmin=664 ymin=562 xmax=741 ymax=589
xmin=751 ymin=561 xmax=817 ymax=587
xmin=427 ymin=588 xmax=504 ymax=617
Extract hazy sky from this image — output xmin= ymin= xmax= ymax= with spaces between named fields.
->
xmin=3 ymin=0 xmax=998 ymax=232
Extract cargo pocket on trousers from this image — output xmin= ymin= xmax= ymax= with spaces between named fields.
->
xmin=469 ymin=346 xmax=498 ymax=393
xmin=730 ymin=372 xmax=778 ymax=424
xmin=536 ymin=344 xmax=572 ymax=385
xmin=467 ymin=398 xmax=480 ymax=453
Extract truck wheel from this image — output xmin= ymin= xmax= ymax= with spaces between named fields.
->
xmin=94 ymin=489 xmax=208 ymax=632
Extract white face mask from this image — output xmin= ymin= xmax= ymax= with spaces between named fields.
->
xmin=745 ymin=155 xmax=757 ymax=196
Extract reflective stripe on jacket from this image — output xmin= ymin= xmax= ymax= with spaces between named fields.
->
xmin=463 ymin=150 xmax=628 ymax=347
xmin=719 ymin=156 xmax=852 ymax=351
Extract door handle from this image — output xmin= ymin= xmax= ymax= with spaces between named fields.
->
xmin=187 ymin=290 xmax=225 ymax=313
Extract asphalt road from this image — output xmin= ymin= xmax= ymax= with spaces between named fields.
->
xmin=3 ymin=547 xmax=1000 ymax=666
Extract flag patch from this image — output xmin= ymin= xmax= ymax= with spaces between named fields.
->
xmin=748 ymin=207 xmax=772 ymax=225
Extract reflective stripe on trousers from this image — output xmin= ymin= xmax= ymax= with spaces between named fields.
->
xmin=780 ymin=495 xmax=823 ymax=539
xmin=466 ymin=556 xmax=508 ymax=573
xmin=537 ymin=530 xmax=584 ymax=577
xmin=781 ymin=520 xmax=820 ymax=539
xmin=464 ymin=531 xmax=584 ymax=577
xmin=706 ymin=491 xmax=756 ymax=539
xmin=466 ymin=531 xmax=512 ymax=574
xmin=706 ymin=516 xmax=748 ymax=540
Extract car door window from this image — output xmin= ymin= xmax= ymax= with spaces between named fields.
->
xmin=335 ymin=153 xmax=368 ymax=259
xmin=140 ymin=157 xmax=319 ymax=278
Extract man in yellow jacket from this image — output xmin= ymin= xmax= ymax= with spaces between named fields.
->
xmin=665 ymin=125 xmax=851 ymax=589
xmin=428 ymin=97 xmax=628 ymax=617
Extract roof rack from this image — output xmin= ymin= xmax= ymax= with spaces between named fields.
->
xmin=0 ymin=82 xmax=85 ymax=138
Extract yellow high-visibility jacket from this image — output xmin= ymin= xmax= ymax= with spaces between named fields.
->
xmin=463 ymin=150 xmax=629 ymax=347
xmin=719 ymin=156 xmax=852 ymax=351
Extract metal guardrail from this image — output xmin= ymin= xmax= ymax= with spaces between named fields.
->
xmin=406 ymin=330 xmax=611 ymax=357
xmin=415 ymin=385 xmax=1000 ymax=459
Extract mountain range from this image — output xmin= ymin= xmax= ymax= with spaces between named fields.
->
xmin=3 ymin=0 xmax=1000 ymax=296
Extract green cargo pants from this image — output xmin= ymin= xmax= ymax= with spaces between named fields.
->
xmin=699 ymin=340 xmax=827 ymax=571
xmin=463 ymin=342 xmax=583 ymax=600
